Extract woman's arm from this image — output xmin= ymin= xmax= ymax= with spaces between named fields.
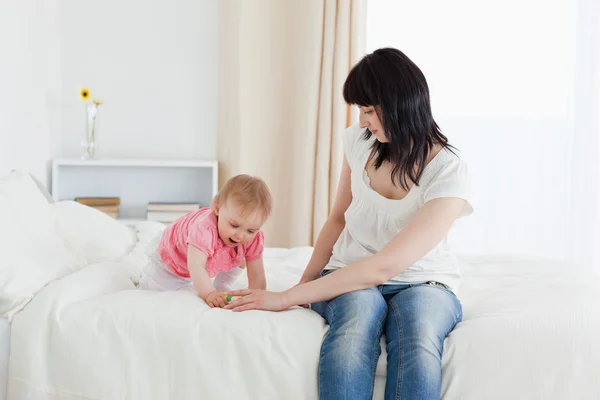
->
xmin=225 ymin=197 xmax=466 ymax=311
xmin=284 ymin=197 xmax=466 ymax=306
xmin=299 ymin=157 xmax=352 ymax=283
xmin=246 ymin=257 xmax=267 ymax=290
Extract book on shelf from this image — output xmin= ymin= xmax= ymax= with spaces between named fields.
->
xmin=102 ymin=211 xmax=119 ymax=219
xmin=74 ymin=197 xmax=120 ymax=219
xmin=75 ymin=197 xmax=121 ymax=206
xmin=91 ymin=205 xmax=119 ymax=212
xmin=147 ymin=202 xmax=200 ymax=212
xmin=87 ymin=206 xmax=119 ymax=219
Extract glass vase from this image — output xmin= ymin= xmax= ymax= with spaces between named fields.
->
xmin=81 ymin=103 xmax=98 ymax=159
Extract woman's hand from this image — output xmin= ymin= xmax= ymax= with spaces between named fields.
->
xmin=223 ymin=289 xmax=289 ymax=312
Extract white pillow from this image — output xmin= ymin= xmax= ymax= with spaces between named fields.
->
xmin=0 ymin=171 xmax=86 ymax=320
xmin=53 ymin=201 xmax=136 ymax=265
xmin=27 ymin=172 xmax=54 ymax=202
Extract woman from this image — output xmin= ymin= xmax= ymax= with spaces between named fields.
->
xmin=225 ymin=47 xmax=473 ymax=399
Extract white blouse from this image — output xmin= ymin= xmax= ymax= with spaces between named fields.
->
xmin=325 ymin=124 xmax=474 ymax=292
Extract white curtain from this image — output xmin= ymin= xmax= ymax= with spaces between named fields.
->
xmin=367 ymin=0 xmax=600 ymax=273
xmin=218 ymin=0 xmax=365 ymax=247
xmin=568 ymin=0 xmax=600 ymax=273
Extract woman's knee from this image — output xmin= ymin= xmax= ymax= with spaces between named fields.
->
xmin=315 ymin=287 xmax=387 ymax=330
xmin=386 ymin=285 xmax=462 ymax=349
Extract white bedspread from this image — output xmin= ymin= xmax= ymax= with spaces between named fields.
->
xmin=7 ymin=249 xmax=600 ymax=400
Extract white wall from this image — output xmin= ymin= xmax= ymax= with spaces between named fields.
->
xmin=367 ymin=0 xmax=599 ymax=265
xmin=0 ymin=0 xmax=61 ymax=184
xmin=0 ymin=0 xmax=218 ymax=186
xmin=59 ymin=0 xmax=218 ymax=161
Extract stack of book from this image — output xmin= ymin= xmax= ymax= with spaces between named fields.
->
xmin=75 ymin=197 xmax=120 ymax=219
xmin=146 ymin=202 xmax=200 ymax=223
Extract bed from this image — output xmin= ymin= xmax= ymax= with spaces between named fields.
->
xmin=3 ymin=171 xmax=600 ymax=399
xmin=6 ymin=247 xmax=600 ymax=399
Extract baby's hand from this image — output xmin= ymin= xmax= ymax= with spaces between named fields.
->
xmin=205 ymin=291 xmax=228 ymax=308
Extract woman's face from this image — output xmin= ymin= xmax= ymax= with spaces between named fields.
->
xmin=358 ymin=105 xmax=388 ymax=143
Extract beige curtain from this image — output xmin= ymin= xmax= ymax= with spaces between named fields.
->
xmin=218 ymin=0 xmax=366 ymax=247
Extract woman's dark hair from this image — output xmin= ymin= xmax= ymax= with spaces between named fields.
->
xmin=343 ymin=47 xmax=454 ymax=190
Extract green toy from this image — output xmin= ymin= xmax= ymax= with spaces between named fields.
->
xmin=224 ymin=294 xmax=242 ymax=302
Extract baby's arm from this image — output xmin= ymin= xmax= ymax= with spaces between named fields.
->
xmin=246 ymin=257 xmax=266 ymax=290
xmin=188 ymin=245 xmax=227 ymax=308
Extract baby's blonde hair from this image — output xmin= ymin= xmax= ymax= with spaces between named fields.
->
xmin=212 ymin=174 xmax=273 ymax=220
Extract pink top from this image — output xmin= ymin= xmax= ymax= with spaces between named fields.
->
xmin=158 ymin=208 xmax=264 ymax=278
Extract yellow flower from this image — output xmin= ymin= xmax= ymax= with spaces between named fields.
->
xmin=80 ymin=87 xmax=91 ymax=101
xmin=93 ymin=98 xmax=103 ymax=105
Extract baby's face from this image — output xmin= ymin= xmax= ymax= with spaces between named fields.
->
xmin=215 ymin=201 xmax=264 ymax=248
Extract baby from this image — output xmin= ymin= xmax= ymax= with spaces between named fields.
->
xmin=138 ymin=174 xmax=273 ymax=308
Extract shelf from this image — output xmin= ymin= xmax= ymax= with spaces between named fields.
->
xmin=53 ymin=158 xmax=218 ymax=169
xmin=51 ymin=158 xmax=218 ymax=220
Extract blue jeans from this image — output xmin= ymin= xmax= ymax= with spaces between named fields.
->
xmin=311 ymin=273 xmax=462 ymax=400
